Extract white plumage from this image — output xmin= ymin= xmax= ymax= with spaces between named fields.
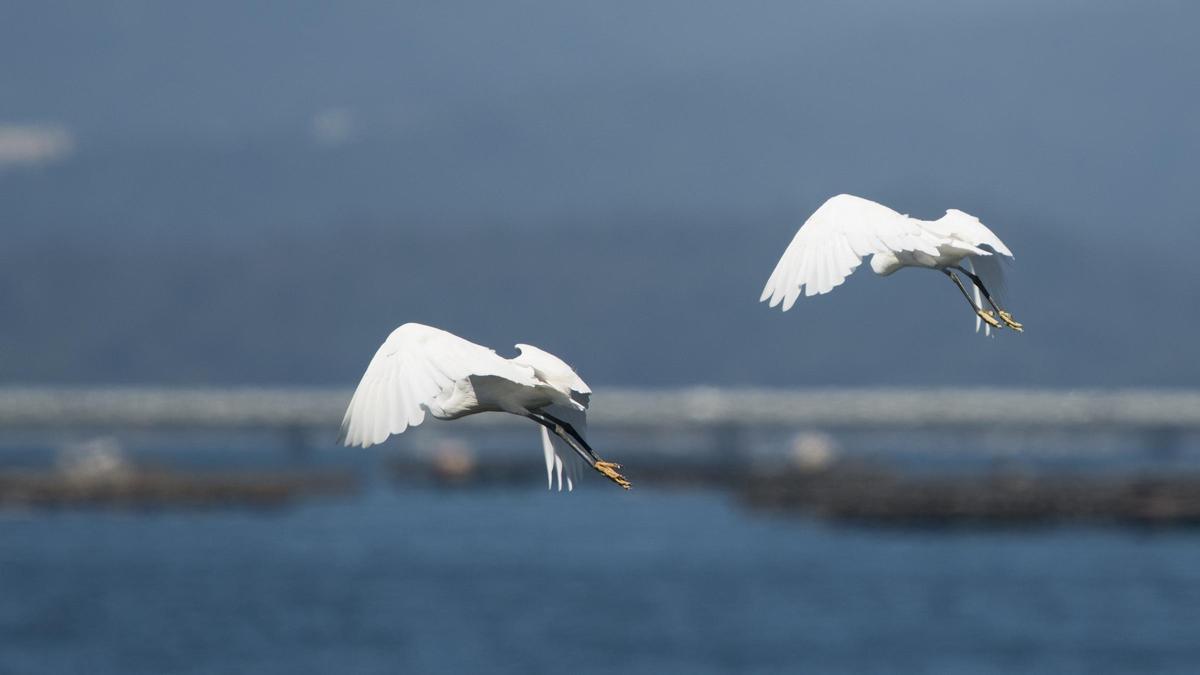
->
xmin=339 ymin=323 xmax=630 ymax=490
xmin=760 ymin=194 xmax=1022 ymax=333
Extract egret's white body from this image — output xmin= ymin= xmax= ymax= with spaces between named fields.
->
xmin=339 ymin=323 xmax=629 ymax=490
xmin=760 ymin=194 xmax=1022 ymax=333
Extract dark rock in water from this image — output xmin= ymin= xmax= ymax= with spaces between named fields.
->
xmin=0 ymin=469 xmax=359 ymax=510
xmin=740 ymin=466 xmax=1200 ymax=527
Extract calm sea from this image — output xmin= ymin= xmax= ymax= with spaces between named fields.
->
xmin=2 ymin=486 xmax=1200 ymax=674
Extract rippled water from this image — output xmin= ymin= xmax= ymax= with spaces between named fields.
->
xmin=3 ymin=487 xmax=1200 ymax=674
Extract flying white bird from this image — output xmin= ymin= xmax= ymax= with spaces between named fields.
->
xmin=338 ymin=323 xmax=630 ymax=490
xmin=760 ymin=194 xmax=1023 ymax=333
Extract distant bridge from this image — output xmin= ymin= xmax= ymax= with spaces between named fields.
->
xmin=0 ymin=387 xmax=1197 ymax=435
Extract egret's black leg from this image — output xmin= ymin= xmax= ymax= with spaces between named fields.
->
xmin=952 ymin=266 xmax=1002 ymax=313
xmin=944 ymin=269 xmax=1003 ymax=329
xmin=944 ymin=269 xmax=980 ymax=310
xmin=526 ymin=411 xmax=631 ymax=489
xmin=533 ymin=412 xmax=599 ymax=462
xmin=952 ymin=265 xmax=1023 ymax=331
xmin=526 ymin=412 xmax=593 ymax=463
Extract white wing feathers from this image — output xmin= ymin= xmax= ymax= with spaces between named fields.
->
xmin=760 ymin=194 xmax=946 ymax=311
xmin=760 ymin=194 xmax=1014 ymax=312
xmin=511 ymin=344 xmax=591 ymax=399
xmin=339 ymin=325 xmax=604 ymax=492
xmin=924 ymin=209 xmax=1013 ymax=258
xmin=339 ymin=323 xmax=537 ymax=448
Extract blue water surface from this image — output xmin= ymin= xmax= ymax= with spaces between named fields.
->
xmin=2 ymin=487 xmax=1199 ymax=674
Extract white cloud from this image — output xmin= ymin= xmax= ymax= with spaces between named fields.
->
xmin=310 ymin=107 xmax=357 ymax=147
xmin=0 ymin=124 xmax=75 ymax=168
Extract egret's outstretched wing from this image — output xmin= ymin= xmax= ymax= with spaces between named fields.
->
xmin=511 ymin=344 xmax=591 ymax=399
xmin=923 ymin=209 xmax=1013 ymax=258
xmin=339 ymin=323 xmax=537 ymax=448
xmin=760 ymin=194 xmax=947 ymax=310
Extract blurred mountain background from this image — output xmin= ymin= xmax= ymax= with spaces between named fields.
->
xmin=1 ymin=0 xmax=1197 ymax=387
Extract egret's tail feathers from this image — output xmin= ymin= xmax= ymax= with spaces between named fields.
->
xmin=971 ymin=273 xmax=991 ymax=336
xmin=540 ymin=425 xmax=579 ymax=492
xmin=971 ymin=253 xmax=1009 ymax=305
xmin=541 ymin=426 xmax=555 ymax=490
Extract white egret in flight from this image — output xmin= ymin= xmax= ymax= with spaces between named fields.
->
xmin=339 ymin=323 xmax=630 ymax=490
xmin=760 ymin=194 xmax=1022 ymax=333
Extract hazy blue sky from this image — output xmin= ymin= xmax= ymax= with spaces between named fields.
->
xmin=1 ymin=2 xmax=1197 ymax=387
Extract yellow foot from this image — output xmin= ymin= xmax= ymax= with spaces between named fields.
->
xmin=998 ymin=310 xmax=1024 ymax=332
xmin=594 ymin=461 xmax=632 ymax=490
xmin=977 ymin=309 xmax=1004 ymax=329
